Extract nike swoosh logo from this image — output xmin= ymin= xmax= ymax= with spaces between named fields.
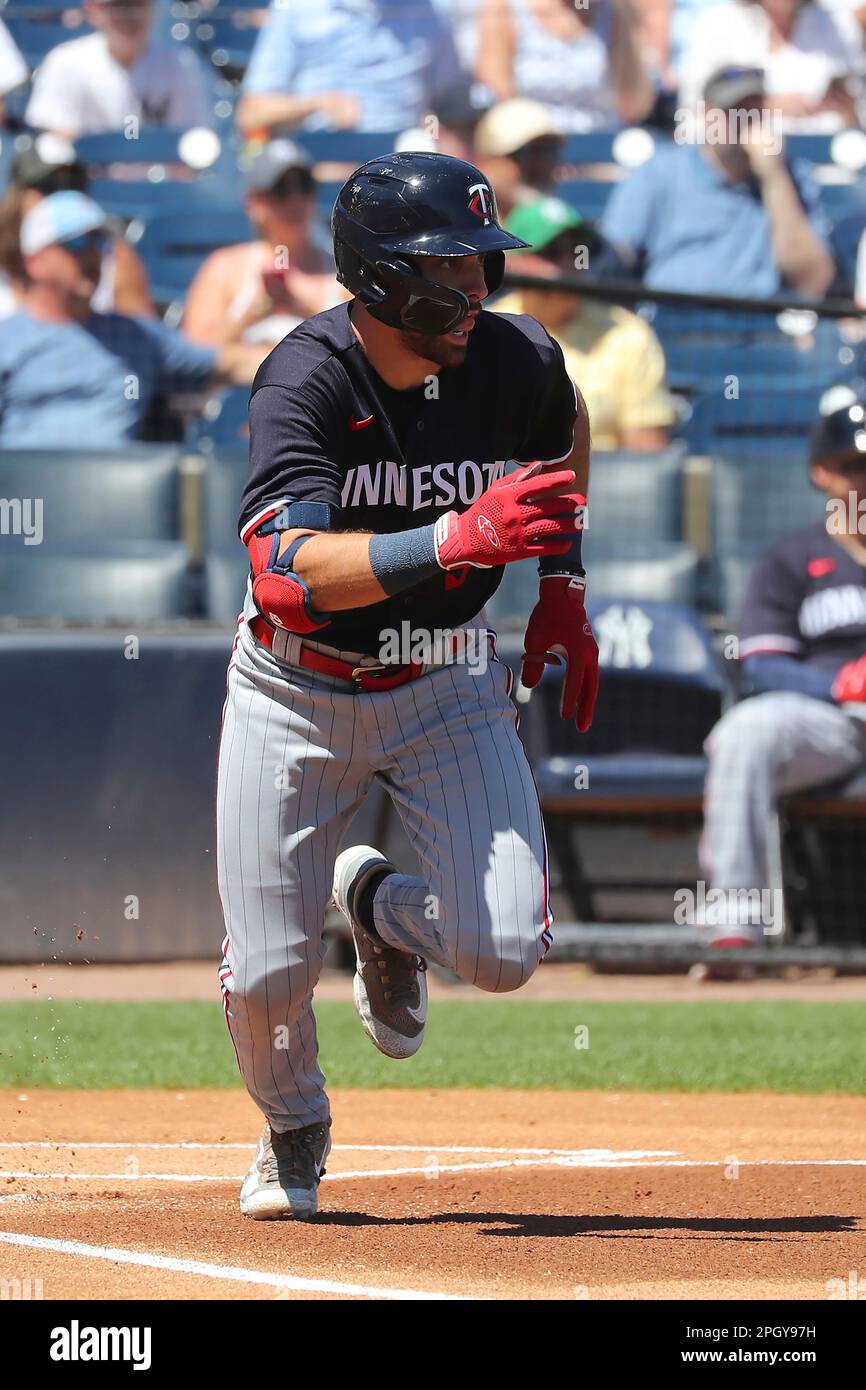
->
xmin=349 ymin=414 xmax=374 ymax=431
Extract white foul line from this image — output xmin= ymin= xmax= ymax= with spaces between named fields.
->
xmin=2 ymin=1156 xmax=866 ymax=1186
xmin=0 ymin=1231 xmax=471 ymax=1301
xmin=0 ymin=1142 xmax=675 ymax=1157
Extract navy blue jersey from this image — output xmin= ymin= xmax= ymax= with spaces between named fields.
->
xmin=740 ymin=521 xmax=866 ymax=672
xmin=239 ymin=301 xmax=576 ymax=655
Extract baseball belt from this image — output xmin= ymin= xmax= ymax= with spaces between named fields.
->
xmin=249 ymin=614 xmax=426 ymax=691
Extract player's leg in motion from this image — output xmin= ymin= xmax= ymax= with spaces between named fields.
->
xmin=700 ymin=689 xmax=866 ymax=941
xmin=333 ymin=641 xmax=551 ymax=1047
xmin=216 ymin=624 xmax=372 ymax=1218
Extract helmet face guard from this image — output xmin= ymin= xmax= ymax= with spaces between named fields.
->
xmin=361 ymin=252 xmax=507 ymax=335
xmin=331 ymin=153 xmax=527 ymax=337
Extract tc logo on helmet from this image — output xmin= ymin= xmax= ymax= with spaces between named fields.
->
xmin=467 ymin=183 xmax=492 ymax=223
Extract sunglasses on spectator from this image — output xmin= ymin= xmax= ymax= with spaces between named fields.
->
xmin=31 ymin=167 xmax=89 ymax=196
xmin=268 ymin=169 xmax=315 ymax=199
xmin=61 ymin=231 xmax=110 ymax=254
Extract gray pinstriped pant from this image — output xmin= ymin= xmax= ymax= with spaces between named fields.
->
xmin=700 ymin=691 xmax=866 ymax=940
xmin=215 ymin=607 xmax=552 ymax=1133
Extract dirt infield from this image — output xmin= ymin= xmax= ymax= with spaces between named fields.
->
xmin=4 ymin=961 xmax=866 ymax=1003
xmin=0 ymin=1090 xmax=863 ymax=1300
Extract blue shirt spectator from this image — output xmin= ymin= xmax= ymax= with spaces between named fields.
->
xmin=0 ymin=312 xmax=217 ymax=448
xmin=237 ymin=0 xmax=462 ymax=135
xmin=601 ymin=139 xmax=833 ymax=297
xmin=3 ymin=191 xmax=265 ymax=448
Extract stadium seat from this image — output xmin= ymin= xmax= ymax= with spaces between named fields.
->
xmin=193 ymin=388 xmax=251 ymax=451
xmin=75 ymin=129 xmax=213 ymax=171
xmin=678 ymin=380 xmax=840 ymax=457
xmin=583 ymin=446 xmax=685 ymax=541
xmin=716 ymin=550 xmax=761 ymax=622
xmin=531 ymin=599 xmax=727 ymax=919
xmin=710 ymin=454 xmax=825 ymax=553
xmin=830 ymin=211 xmax=866 ymax=292
xmin=785 ymin=133 xmax=836 ymax=166
xmin=315 ymin=179 xmax=343 ymax=222
xmin=662 ymin=331 xmax=853 ymax=396
xmin=299 ymin=132 xmax=404 ymax=166
xmin=0 ymin=446 xmax=181 ymax=544
xmin=205 ymin=546 xmax=249 ymax=624
xmin=817 ymin=180 xmax=866 ymax=223
xmin=0 ymin=543 xmax=194 ymax=622
xmin=713 ymin=452 xmax=825 ymax=615
xmin=4 ymin=15 xmax=92 ymax=68
xmin=639 ymin=304 xmax=789 ymax=346
xmin=127 ymin=207 xmax=253 ymax=304
xmin=778 ymin=771 xmax=866 ymax=942
xmin=89 ymin=175 xmax=243 ymax=227
xmin=583 ymin=541 xmax=701 ymax=605
xmin=555 ymin=177 xmax=614 ymax=219
xmin=485 ymin=541 xmax=701 ymax=627
xmin=202 ymin=446 xmax=247 ymax=548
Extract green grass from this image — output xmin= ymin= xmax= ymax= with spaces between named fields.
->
xmin=0 ymin=1000 xmax=864 ymax=1093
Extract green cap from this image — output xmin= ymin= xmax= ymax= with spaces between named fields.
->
xmin=505 ymin=195 xmax=587 ymax=252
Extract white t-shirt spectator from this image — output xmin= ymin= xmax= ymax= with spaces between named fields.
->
xmin=25 ymin=32 xmax=211 ymax=137
xmin=0 ymin=18 xmax=27 ymax=97
xmin=679 ymin=1 xmax=861 ymax=131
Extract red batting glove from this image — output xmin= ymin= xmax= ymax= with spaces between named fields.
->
xmin=521 ymin=575 xmax=600 ymax=732
xmin=434 ymin=462 xmax=586 ymax=570
xmin=832 ymin=654 xmax=866 ymax=703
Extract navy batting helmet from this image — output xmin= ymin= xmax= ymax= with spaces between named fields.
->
xmin=811 ymin=387 xmax=866 ymax=469
xmin=331 ymin=151 xmax=529 ymax=336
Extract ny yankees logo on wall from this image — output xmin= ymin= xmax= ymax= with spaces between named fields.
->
xmin=467 ymin=183 xmax=493 ymax=225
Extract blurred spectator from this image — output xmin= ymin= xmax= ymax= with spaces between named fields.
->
xmin=700 ymin=390 xmax=866 ymax=946
xmin=25 ymin=0 xmax=212 ymax=139
xmin=236 ymin=0 xmax=461 ymax=136
xmin=679 ymin=1 xmax=862 ymax=132
xmin=473 ymin=98 xmax=562 ymax=217
xmin=602 ymin=67 xmax=835 ymax=295
xmin=475 ymin=0 xmax=655 ymax=131
xmin=0 ymin=192 xmax=266 ymax=449
xmin=0 ymin=18 xmax=27 ymax=124
xmin=820 ymin=0 xmax=866 ymax=51
xmin=0 ymin=135 xmax=154 ymax=320
xmin=184 ymin=139 xmax=346 ymax=349
xmin=430 ymin=0 xmax=484 ymax=77
xmin=668 ymin=0 xmax=737 ymax=77
xmin=493 ymin=195 xmax=675 ymax=450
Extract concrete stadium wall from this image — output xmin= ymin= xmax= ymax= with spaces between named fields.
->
xmin=0 ymin=629 xmax=428 ymax=963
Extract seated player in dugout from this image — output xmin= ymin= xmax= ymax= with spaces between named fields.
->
xmin=216 ymin=152 xmax=599 ymax=1221
xmin=700 ymin=390 xmax=866 ymax=950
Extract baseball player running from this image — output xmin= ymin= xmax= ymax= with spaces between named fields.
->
xmin=216 ymin=152 xmax=599 ymax=1220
